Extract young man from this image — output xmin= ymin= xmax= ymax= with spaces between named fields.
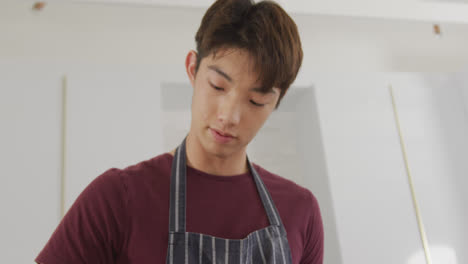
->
xmin=36 ymin=0 xmax=323 ymax=263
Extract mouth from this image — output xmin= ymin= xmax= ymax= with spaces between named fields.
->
xmin=209 ymin=128 xmax=236 ymax=144
xmin=211 ymin=128 xmax=235 ymax=138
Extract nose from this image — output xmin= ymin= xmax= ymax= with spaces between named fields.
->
xmin=217 ymin=94 xmax=241 ymax=127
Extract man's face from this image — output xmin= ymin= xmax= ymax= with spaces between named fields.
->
xmin=186 ymin=48 xmax=280 ymax=159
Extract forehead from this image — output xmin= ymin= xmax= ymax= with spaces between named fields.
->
xmin=203 ymin=48 xmax=260 ymax=83
xmin=199 ymin=48 xmax=280 ymax=95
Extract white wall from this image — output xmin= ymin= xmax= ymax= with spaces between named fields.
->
xmin=71 ymin=0 xmax=468 ymax=24
xmin=457 ymin=73 xmax=468 ymax=123
xmin=2 ymin=0 xmax=468 ymax=75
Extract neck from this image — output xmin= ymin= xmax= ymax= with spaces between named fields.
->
xmin=184 ymin=131 xmax=248 ymax=176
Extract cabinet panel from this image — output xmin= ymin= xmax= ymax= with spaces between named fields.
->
xmin=391 ymin=73 xmax=468 ymax=264
xmin=66 ymin=66 xmax=163 ymax=210
xmin=0 ymin=62 xmax=62 ymax=263
xmin=313 ymin=74 xmax=423 ymax=264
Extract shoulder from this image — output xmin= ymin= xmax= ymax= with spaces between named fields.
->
xmin=252 ymin=163 xmax=320 ymax=212
xmin=120 ymin=152 xmax=172 ymax=176
xmin=86 ymin=153 xmax=173 ymax=200
xmin=116 ymin=152 xmax=173 ymax=185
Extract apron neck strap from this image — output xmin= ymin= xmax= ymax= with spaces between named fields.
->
xmin=168 ymin=137 xmax=188 ymax=233
xmin=168 ymin=137 xmax=286 ymax=234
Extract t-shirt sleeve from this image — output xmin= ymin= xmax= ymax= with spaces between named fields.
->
xmin=35 ymin=168 xmax=128 ymax=264
xmin=300 ymin=190 xmax=324 ymax=264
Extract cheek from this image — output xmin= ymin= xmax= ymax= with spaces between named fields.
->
xmin=193 ymin=85 xmax=216 ymax=122
xmin=243 ymin=111 xmax=270 ymax=135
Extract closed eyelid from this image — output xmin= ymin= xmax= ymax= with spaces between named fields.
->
xmin=209 ymin=81 xmax=224 ymax=89
xmin=250 ymin=100 xmax=265 ymax=106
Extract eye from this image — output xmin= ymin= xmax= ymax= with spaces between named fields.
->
xmin=210 ymin=83 xmax=224 ymax=91
xmin=250 ymin=100 xmax=265 ymax=107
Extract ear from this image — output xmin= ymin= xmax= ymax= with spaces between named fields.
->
xmin=185 ymin=50 xmax=198 ymax=87
xmin=272 ymin=87 xmax=281 ymax=110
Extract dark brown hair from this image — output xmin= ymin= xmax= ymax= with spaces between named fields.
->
xmin=195 ymin=0 xmax=303 ymax=108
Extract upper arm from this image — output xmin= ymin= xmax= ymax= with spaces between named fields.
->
xmin=35 ymin=168 xmax=128 ymax=264
xmin=300 ymin=190 xmax=324 ymax=264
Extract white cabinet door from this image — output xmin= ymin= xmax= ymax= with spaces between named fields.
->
xmin=311 ymin=72 xmax=468 ymax=264
xmin=65 ymin=65 xmax=164 ymax=211
xmin=0 ymin=61 xmax=62 ymax=263
xmin=313 ymin=73 xmax=424 ymax=264
xmin=391 ymin=73 xmax=468 ymax=264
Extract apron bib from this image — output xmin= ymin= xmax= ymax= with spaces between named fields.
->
xmin=166 ymin=138 xmax=293 ymax=264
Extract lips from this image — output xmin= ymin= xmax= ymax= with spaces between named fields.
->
xmin=210 ymin=128 xmax=235 ymax=144
xmin=211 ymin=128 xmax=235 ymax=138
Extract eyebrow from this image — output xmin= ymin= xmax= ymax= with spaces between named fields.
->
xmin=250 ymin=87 xmax=276 ymax=95
xmin=208 ymin=65 xmax=232 ymax=82
xmin=207 ymin=65 xmax=277 ymax=95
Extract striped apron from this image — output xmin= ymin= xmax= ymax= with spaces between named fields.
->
xmin=166 ymin=138 xmax=293 ymax=264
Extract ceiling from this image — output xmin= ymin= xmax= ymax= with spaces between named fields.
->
xmin=430 ymin=0 xmax=468 ymax=3
xmin=67 ymin=0 xmax=468 ymax=24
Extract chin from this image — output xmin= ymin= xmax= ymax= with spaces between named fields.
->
xmin=206 ymin=140 xmax=230 ymax=156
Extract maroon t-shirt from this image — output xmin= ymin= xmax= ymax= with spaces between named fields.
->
xmin=36 ymin=153 xmax=323 ymax=264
